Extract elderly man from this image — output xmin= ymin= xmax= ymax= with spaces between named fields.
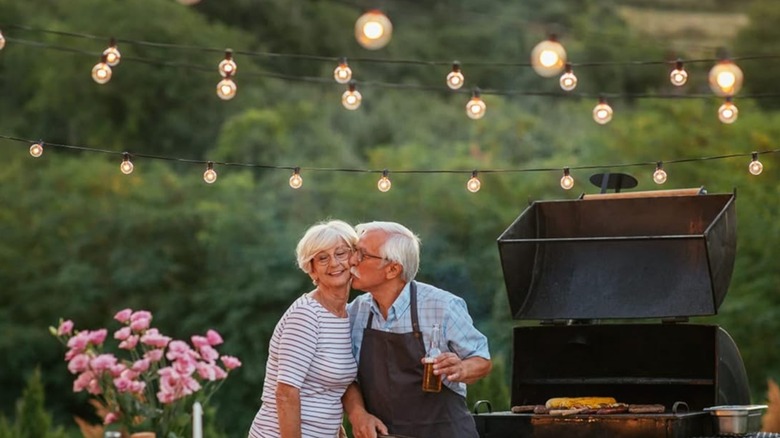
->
xmin=342 ymin=221 xmax=491 ymax=438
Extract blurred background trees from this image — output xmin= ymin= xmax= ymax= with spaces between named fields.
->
xmin=1 ymin=0 xmax=779 ymax=435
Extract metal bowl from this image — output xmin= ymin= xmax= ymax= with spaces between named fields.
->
xmin=704 ymin=405 xmax=768 ymax=435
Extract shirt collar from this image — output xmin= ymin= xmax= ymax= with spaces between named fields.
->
xmin=368 ymin=282 xmax=412 ymax=322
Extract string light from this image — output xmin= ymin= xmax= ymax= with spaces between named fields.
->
xmin=29 ymin=141 xmax=43 ymax=158
xmin=0 ymin=29 xmax=5 ymax=50
xmin=718 ymin=97 xmax=738 ymax=124
xmin=289 ymin=167 xmax=303 ymax=189
xmin=670 ymin=60 xmax=688 ymax=86
xmin=203 ymin=161 xmax=217 ymax=184
xmin=91 ymin=54 xmax=112 ymax=84
xmin=102 ymin=38 xmax=121 ymax=67
xmin=653 ymin=161 xmax=667 ymax=184
xmin=377 ymin=169 xmax=392 ymax=192
xmin=355 ymin=10 xmax=392 ymax=50
xmin=592 ymin=97 xmax=613 ymax=125
xmin=342 ymin=80 xmax=362 ymax=110
xmin=709 ymin=58 xmax=743 ymax=97
xmin=560 ymin=167 xmax=574 ymax=190
xmin=531 ymin=35 xmax=566 ymax=78
xmin=466 ymin=88 xmax=486 ymax=120
xmin=333 ymin=57 xmax=352 ymax=84
xmin=559 ymin=63 xmax=577 ymax=91
xmin=218 ymin=49 xmax=237 ymax=78
xmin=466 ymin=170 xmax=481 ymax=193
xmin=446 ymin=62 xmax=465 ymax=90
xmin=216 ymin=73 xmax=237 ymax=100
xmin=120 ymin=152 xmax=134 ymax=175
xmin=749 ymin=152 xmax=763 ymax=176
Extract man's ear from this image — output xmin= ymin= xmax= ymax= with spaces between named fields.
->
xmin=385 ymin=262 xmax=403 ymax=280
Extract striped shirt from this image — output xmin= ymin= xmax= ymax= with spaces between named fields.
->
xmin=348 ymin=281 xmax=490 ymax=397
xmin=249 ymin=294 xmax=357 ymax=438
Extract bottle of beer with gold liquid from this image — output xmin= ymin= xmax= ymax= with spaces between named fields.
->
xmin=422 ymin=323 xmax=442 ymax=392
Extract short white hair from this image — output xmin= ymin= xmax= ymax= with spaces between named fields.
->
xmin=355 ymin=221 xmax=420 ymax=282
xmin=296 ymin=220 xmax=358 ymax=274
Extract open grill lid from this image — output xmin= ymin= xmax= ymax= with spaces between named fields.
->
xmin=496 ymin=190 xmax=736 ymax=320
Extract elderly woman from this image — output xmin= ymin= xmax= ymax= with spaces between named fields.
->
xmin=249 ymin=220 xmax=358 ymax=438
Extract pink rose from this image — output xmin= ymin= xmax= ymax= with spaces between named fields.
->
xmin=197 ymin=362 xmax=227 ymax=381
xmin=119 ymin=335 xmax=138 ymax=350
xmin=141 ymin=329 xmax=171 ymax=348
xmin=114 ymin=308 xmax=133 ymax=323
xmin=132 ymin=359 xmax=150 ymax=373
xmin=130 ymin=310 xmax=152 ymax=323
xmin=130 ymin=317 xmax=150 ymax=332
xmin=90 ymin=354 xmax=117 ymax=373
xmin=57 ymin=320 xmax=74 ymax=336
xmin=73 ymin=371 xmax=93 ymax=392
xmin=88 ymin=329 xmax=108 ymax=346
xmin=206 ymin=330 xmax=223 ymax=346
xmin=198 ymin=345 xmax=219 ymax=363
xmin=114 ymin=326 xmax=132 ymax=341
xmin=67 ymin=354 xmax=91 ymax=374
xmin=191 ymin=335 xmax=209 ymax=349
xmin=66 ymin=332 xmax=90 ymax=352
xmin=221 ymin=355 xmax=242 ymax=370
xmin=144 ymin=349 xmax=164 ymax=362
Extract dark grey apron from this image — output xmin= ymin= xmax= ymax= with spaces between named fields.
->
xmin=357 ymin=282 xmax=478 ymax=438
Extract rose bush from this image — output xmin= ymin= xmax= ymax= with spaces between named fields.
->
xmin=50 ymin=308 xmax=241 ymax=437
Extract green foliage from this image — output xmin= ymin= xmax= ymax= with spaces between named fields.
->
xmin=0 ymin=368 xmax=67 ymax=438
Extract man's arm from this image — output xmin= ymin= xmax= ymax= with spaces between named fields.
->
xmin=342 ymin=381 xmax=388 ymax=438
xmin=276 ymin=382 xmax=302 ymax=438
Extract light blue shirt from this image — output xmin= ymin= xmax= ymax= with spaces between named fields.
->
xmin=348 ymin=281 xmax=491 ymax=397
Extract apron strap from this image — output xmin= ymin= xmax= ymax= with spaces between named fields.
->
xmin=364 ymin=282 xmax=422 ymax=339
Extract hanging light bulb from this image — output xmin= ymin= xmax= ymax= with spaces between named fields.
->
xmin=466 ymin=88 xmax=486 ymax=120
xmin=377 ymin=169 xmax=392 ymax=192
xmin=333 ymin=57 xmax=352 ymax=84
xmin=120 ymin=153 xmax=134 ymax=175
xmin=203 ymin=162 xmax=217 ymax=184
xmin=718 ymin=97 xmax=738 ymax=124
xmin=91 ymin=54 xmax=112 ymax=84
xmin=708 ymin=59 xmax=743 ymax=96
xmin=29 ymin=141 xmax=43 ymax=158
xmin=103 ymin=38 xmax=121 ymax=67
xmin=0 ymin=29 xmax=6 ymax=51
xmin=592 ymin=97 xmax=613 ymax=125
xmin=670 ymin=59 xmax=687 ymax=86
xmin=748 ymin=152 xmax=763 ymax=176
xmin=289 ymin=167 xmax=303 ymax=189
xmin=653 ymin=161 xmax=667 ymax=184
xmin=342 ymin=80 xmax=362 ymax=110
xmin=216 ymin=73 xmax=237 ymax=100
xmin=355 ymin=10 xmax=393 ymax=50
xmin=218 ymin=49 xmax=237 ymax=78
xmin=560 ymin=167 xmax=574 ymax=190
xmin=531 ymin=35 xmax=567 ymax=78
xmin=446 ymin=62 xmax=465 ymax=90
xmin=466 ymin=170 xmax=481 ymax=193
xmin=559 ymin=63 xmax=577 ymax=91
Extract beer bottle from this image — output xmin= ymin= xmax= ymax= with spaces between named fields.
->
xmin=422 ymin=323 xmax=442 ymax=393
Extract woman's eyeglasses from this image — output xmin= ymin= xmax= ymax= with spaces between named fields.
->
xmin=313 ymin=247 xmax=353 ymax=266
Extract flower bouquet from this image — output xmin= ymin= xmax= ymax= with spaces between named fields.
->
xmin=50 ymin=309 xmax=242 ymax=438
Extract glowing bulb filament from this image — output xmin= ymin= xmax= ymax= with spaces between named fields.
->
xmin=103 ymin=39 xmax=121 ymax=67
xmin=560 ymin=63 xmax=577 ymax=91
xmin=467 ymin=171 xmax=481 ymax=192
xmin=466 ymin=89 xmax=486 ymax=120
xmin=718 ymin=98 xmax=738 ymax=124
xmin=342 ymin=81 xmax=362 ymax=110
xmin=91 ymin=55 xmax=113 ymax=84
xmin=708 ymin=60 xmax=743 ymax=96
xmin=670 ymin=60 xmax=687 ymax=86
xmin=216 ymin=75 xmax=237 ymax=100
xmin=203 ymin=162 xmax=218 ymax=184
xmin=290 ymin=167 xmax=303 ymax=189
xmin=29 ymin=142 xmax=43 ymax=158
xmin=446 ymin=62 xmax=464 ymax=90
xmin=355 ymin=10 xmax=393 ymax=50
xmin=334 ymin=58 xmax=352 ymax=84
xmin=531 ymin=36 xmax=567 ymax=77
xmin=377 ymin=170 xmax=391 ymax=192
xmin=749 ymin=152 xmax=763 ymax=176
xmin=592 ymin=98 xmax=613 ymax=124
xmin=560 ymin=168 xmax=574 ymax=190
xmin=219 ymin=50 xmax=237 ymax=78
xmin=120 ymin=153 xmax=134 ymax=175
xmin=653 ymin=162 xmax=667 ymax=184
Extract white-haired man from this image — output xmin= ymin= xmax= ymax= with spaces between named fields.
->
xmin=342 ymin=221 xmax=491 ymax=438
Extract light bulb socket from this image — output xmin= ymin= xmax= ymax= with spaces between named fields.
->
xmin=452 ymin=61 xmax=461 ymax=72
xmin=224 ymin=49 xmax=233 ymax=60
xmin=752 ymin=151 xmax=759 ymax=161
xmin=563 ymin=167 xmax=570 ymax=177
xmin=123 ymin=152 xmax=131 ymax=161
xmin=656 ymin=161 xmax=663 ymax=170
xmin=472 ymin=87 xmax=481 ymax=98
xmin=382 ymin=169 xmax=389 ymax=178
xmin=206 ymin=161 xmax=214 ymax=171
xmin=348 ymin=80 xmax=357 ymax=92
xmin=109 ymin=37 xmax=117 ymax=47
xmin=471 ymin=170 xmax=478 ymax=178
xmin=675 ymin=59 xmax=684 ymax=70
xmin=564 ymin=63 xmax=573 ymax=73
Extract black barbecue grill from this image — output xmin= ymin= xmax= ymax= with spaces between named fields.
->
xmin=474 ymin=190 xmax=754 ymax=438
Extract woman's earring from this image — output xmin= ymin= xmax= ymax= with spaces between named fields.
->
xmin=312 ymin=278 xmax=319 ymax=286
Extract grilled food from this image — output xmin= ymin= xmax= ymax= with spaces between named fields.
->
xmin=545 ymin=397 xmax=618 ymax=409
